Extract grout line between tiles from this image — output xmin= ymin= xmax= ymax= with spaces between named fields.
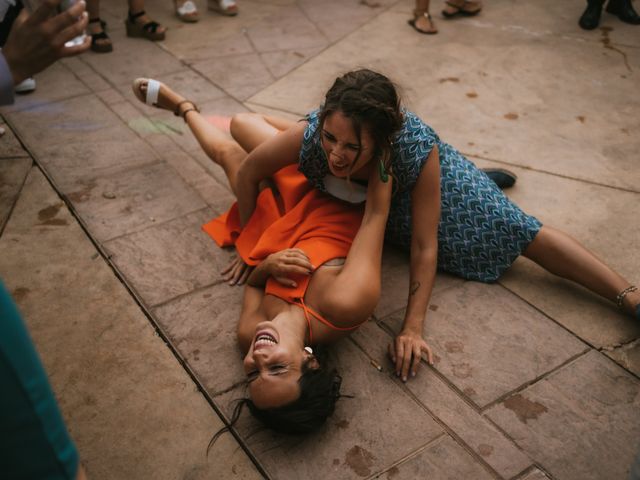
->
xmin=348 ymin=334 xmax=506 ymax=480
xmin=364 ymin=433 xmax=448 ymax=480
xmin=480 ymin=348 xmax=591 ymax=413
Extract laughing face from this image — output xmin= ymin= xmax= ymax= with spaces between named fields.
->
xmin=243 ymin=319 xmax=316 ymax=409
xmin=321 ymin=110 xmax=376 ymax=178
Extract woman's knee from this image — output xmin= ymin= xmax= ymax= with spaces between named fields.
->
xmin=229 ymin=112 xmax=266 ymax=140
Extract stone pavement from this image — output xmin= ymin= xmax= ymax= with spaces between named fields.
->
xmin=0 ymin=0 xmax=639 ymax=478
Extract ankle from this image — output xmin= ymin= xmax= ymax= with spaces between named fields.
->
xmin=617 ymin=285 xmax=639 ymax=314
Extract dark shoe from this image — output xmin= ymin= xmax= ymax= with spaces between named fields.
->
xmin=579 ymin=0 xmax=605 ymax=29
xmin=606 ymin=0 xmax=640 ymax=24
xmin=483 ymin=168 xmax=517 ymax=189
xmin=88 ymin=18 xmax=113 ymax=53
xmin=125 ymin=10 xmax=166 ymax=41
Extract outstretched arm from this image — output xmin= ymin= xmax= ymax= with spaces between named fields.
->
xmin=389 ymin=145 xmax=440 ymax=382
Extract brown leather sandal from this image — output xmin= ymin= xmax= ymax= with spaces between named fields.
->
xmin=408 ymin=11 xmax=438 ymax=34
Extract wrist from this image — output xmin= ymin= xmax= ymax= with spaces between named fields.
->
xmin=401 ymin=315 xmax=424 ymax=334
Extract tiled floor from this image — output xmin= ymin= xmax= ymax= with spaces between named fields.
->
xmin=1 ymin=0 xmax=638 ymax=478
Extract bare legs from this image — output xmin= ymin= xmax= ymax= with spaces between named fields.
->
xmin=523 ymin=226 xmax=640 ymax=316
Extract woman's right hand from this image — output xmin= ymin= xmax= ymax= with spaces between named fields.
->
xmin=264 ymin=248 xmax=314 ymax=287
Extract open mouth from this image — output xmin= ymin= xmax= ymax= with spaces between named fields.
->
xmin=331 ymin=162 xmax=349 ymax=173
xmin=254 ymin=330 xmax=278 ymax=350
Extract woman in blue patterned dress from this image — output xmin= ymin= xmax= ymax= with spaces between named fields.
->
xmin=132 ymin=70 xmax=640 ymax=387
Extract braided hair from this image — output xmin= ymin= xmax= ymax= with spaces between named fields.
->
xmin=319 ymin=69 xmax=404 ymax=177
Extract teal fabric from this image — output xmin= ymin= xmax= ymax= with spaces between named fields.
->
xmin=0 ymin=281 xmax=79 ymax=479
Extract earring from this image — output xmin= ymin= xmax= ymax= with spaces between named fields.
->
xmin=304 ymin=346 xmax=313 ymax=355
xmin=378 ymin=158 xmax=389 ymax=183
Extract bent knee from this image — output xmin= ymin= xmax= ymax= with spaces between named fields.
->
xmin=230 ymin=112 xmax=266 ymax=136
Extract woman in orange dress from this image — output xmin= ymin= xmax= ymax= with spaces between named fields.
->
xmin=132 ymin=78 xmax=401 ymax=433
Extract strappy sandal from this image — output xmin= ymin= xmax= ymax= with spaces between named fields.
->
xmin=88 ymin=17 xmax=113 ymax=53
xmin=125 ymin=10 xmax=166 ymax=41
xmin=408 ymin=11 xmax=438 ymax=34
xmin=132 ymin=78 xmax=200 ymax=121
xmin=208 ymin=0 xmax=238 ymax=16
xmin=442 ymin=0 xmax=482 ymax=18
xmin=175 ymin=0 xmax=199 ymax=22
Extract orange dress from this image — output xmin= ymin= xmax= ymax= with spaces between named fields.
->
xmin=202 ymin=165 xmax=364 ymax=303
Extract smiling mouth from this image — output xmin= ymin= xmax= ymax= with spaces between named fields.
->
xmin=254 ymin=331 xmax=278 ymax=350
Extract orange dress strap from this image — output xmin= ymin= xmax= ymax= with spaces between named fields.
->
xmin=295 ymin=297 xmax=362 ymax=346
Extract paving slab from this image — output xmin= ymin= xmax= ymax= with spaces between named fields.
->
xmin=381 ymin=281 xmax=588 ymax=408
xmin=351 ymin=320 xmax=533 ymax=478
xmin=80 ymin=27 xmax=184 ymax=89
xmin=0 ymin=122 xmax=30 ymax=158
xmin=3 ymin=62 xmax=90 ymax=113
xmin=0 ymin=157 xmax=31 ymax=231
xmin=489 ymin=165 xmax=640 ymax=349
xmin=376 ymin=435 xmax=494 ymax=480
xmin=247 ymin=6 xmax=640 ymax=192
xmin=193 ymin=53 xmax=276 ymax=101
xmin=485 ymin=350 xmax=640 ymax=480
xmin=0 ymin=167 xmax=260 ymax=479
xmin=4 ymin=95 xmax=160 ymax=191
xmin=104 ymin=208 xmax=229 ymax=307
xmin=153 ymin=282 xmax=247 ymax=395
xmin=374 ymin=244 xmax=464 ymax=319
xmin=215 ymin=339 xmax=443 ymax=479
xmin=244 ymin=5 xmax=328 ymax=52
xmin=605 ymin=338 xmax=640 ymax=378
xmin=299 ymin=0 xmax=398 ymax=42
xmin=66 ymin=161 xmax=206 ymax=242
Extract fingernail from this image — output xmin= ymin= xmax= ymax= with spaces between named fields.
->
xmin=402 ymin=376 xmax=407 ymax=382
xmin=411 ymin=372 xmax=416 ymax=377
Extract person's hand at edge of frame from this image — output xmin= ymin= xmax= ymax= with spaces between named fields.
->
xmin=3 ymin=0 xmax=90 ymax=85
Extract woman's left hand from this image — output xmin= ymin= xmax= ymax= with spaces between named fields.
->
xmin=221 ymin=253 xmax=254 ymax=286
xmin=388 ymin=328 xmax=434 ymax=382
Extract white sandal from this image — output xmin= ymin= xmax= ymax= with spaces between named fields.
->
xmin=175 ymin=0 xmax=199 ymax=22
xmin=132 ymin=78 xmax=200 ymax=120
xmin=208 ymin=0 xmax=238 ymax=16
xmin=132 ymin=78 xmax=161 ymax=107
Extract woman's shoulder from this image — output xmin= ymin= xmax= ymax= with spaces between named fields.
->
xmin=398 ymin=109 xmax=439 ymax=141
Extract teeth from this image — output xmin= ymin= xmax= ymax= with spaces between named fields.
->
xmin=255 ymin=333 xmax=276 ymax=346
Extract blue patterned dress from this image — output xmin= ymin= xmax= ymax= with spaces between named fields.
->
xmin=298 ymin=109 xmax=542 ymax=282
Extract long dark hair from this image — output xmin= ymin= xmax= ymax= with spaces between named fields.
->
xmin=319 ymin=69 xmax=404 ymax=177
xmin=208 ymin=353 xmax=348 ymax=451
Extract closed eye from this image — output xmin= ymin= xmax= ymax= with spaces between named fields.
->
xmin=322 ymin=130 xmax=336 ymax=142
xmin=246 ymin=364 xmax=289 ymax=383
